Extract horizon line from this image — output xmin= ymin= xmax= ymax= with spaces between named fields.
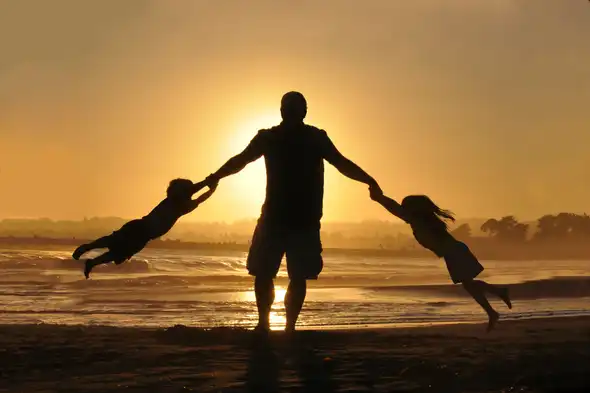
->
xmin=1 ymin=214 xmax=587 ymax=224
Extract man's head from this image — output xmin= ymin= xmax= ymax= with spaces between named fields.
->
xmin=280 ymin=91 xmax=307 ymax=123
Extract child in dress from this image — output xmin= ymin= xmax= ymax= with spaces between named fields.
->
xmin=73 ymin=178 xmax=217 ymax=278
xmin=371 ymin=190 xmax=511 ymax=331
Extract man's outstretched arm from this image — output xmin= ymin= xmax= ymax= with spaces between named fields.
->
xmin=321 ymin=132 xmax=378 ymax=187
xmin=206 ymin=133 xmax=264 ymax=184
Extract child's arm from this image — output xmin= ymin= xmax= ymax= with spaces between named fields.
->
xmin=185 ymin=184 xmax=217 ymax=213
xmin=370 ymin=189 xmax=409 ymax=223
xmin=190 ymin=180 xmax=207 ymax=196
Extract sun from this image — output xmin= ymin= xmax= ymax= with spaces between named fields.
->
xmin=225 ymin=112 xmax=280 ymax=155
xmin=222 ymin=112 xmax=281 ymax=213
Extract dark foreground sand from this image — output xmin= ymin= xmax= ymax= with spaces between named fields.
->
xmin=1 ymin=317 xmax=589 ymax=393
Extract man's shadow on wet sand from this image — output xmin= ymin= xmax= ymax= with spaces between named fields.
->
xmin=245 ymin=332 xmax=337 ymax=393
xmin=156 ymin=326 xmax=336 ymax=392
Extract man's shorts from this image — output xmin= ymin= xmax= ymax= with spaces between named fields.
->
xmin=246 ymin=219 xmax=323 ymax=280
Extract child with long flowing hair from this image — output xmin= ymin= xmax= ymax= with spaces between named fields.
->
xmin=371 ymin=190 xmax=512 ymax=331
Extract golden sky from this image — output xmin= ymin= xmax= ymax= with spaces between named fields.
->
xmin=1 ymin=0 xmax=589 ymax=222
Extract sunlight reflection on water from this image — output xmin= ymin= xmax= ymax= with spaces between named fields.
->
xmin=2 ymin=249 xmax=590 ymax=329
xmin=217 ymin=309 xmax=286 ymax=331
xmin=236 ymin=287 xmax=287 ymax=330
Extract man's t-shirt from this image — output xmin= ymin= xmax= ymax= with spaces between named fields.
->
xmin=246 ymin=122 xmax=338 ymax=229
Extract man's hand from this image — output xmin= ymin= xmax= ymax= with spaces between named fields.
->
xmin=188 ymin=178 xmax=219 ymax=211
xmin=191 ymin=177 xmax=218 ymax=195
xmin=369 ymin=187 xmax=408 ymax=223
xmin=204 ymin=173 xmax=219 ymax=187
xmin=369 ymin=182 xmax=383 ymax=201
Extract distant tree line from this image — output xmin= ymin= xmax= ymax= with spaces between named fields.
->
xmin=451 ymin=213 xmax=590 ymax=243
xmin=2 ymin=214 xmax=590 ymax=251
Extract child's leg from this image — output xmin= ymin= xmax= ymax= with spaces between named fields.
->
xmin=472 ymin=280 xmax=512 ymax=309
xmin=462 ymin=279 xmax=499 ymax=332
xmin=84 ymin=251 xmax=116 ymax=279
xmin=73 ymin=236 xmax=111 ymax=260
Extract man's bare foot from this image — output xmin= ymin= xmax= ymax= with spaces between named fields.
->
xmin=253 ymin=323 xmax=270 ymax=335
xmin=499 ymin=287 xmax=512 ymax=309
xmin=487 ymin=311 xmax=500 ymax=332
xmin=84 ymin=260 xmax=94 ymax=279
xmin=72 ymin=245 xmax=89 ymax=260
xmin=285 ymin=324 xmax=296 ymax=335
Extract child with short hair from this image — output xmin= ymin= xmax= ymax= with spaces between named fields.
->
xmin=73 ymin=178 xmax=217 ymax=278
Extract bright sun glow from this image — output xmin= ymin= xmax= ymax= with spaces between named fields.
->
xmin=269 ymin=312 xmax=286 ymax=331
xmin=269 ymin=288 xmax=287 ymax=331
xmin=226 ymin=112 xmax=281 ymax=155
xmin=222 ymin=112 xmax=281 ymax=213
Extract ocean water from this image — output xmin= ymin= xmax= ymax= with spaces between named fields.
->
xmin=1 ymin=248 xmax=589 ymax=330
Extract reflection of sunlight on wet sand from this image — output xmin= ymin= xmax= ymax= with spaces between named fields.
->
xmin=269 ymin=286 xmax=287 ymax=330
xmin=238 ymin=286 xmax=287 ymax=330
xmin=240 ymin=291 xmax=257 ymax=303
xmin=269 ymin=311 xmax=286 ymax=331
xmin=274 ymin=288 xmax=286 ymax=303
xmin=239 ymin=286 xmax=286 ymax=303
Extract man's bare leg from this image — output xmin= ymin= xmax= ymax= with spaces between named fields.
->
xmin=254 ymin=276 xmax=275 ymax=332
xmin=285 ymin=279 xmax=307 ymax=332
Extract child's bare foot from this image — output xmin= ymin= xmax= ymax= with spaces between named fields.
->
xmin=72 ymin=245 xmax=89 ymax=260
xmin=84 ymin=260 xmax=94 ymax=279
xmin=487 ymin=311 xmax=499 ymax=332
xmin=499 ymin=287 xmax=512 ymax=309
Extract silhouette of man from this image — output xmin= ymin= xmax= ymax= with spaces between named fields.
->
xmin=205 ymin=91 xmax=380 ymax=332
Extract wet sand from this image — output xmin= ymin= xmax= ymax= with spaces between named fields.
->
xmin=1 ymin=316 xmax=589 ymax=392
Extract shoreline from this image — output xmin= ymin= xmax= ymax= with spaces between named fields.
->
xmin=0 ymin=313 xmax=587 ymax=332
xmin=3 ymin=236 xmax=590 ymax=261
xmin=2 ymin=313 xmax=588 ymax=334
xmin=2 ymin=316 xmax=589 ymax=392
